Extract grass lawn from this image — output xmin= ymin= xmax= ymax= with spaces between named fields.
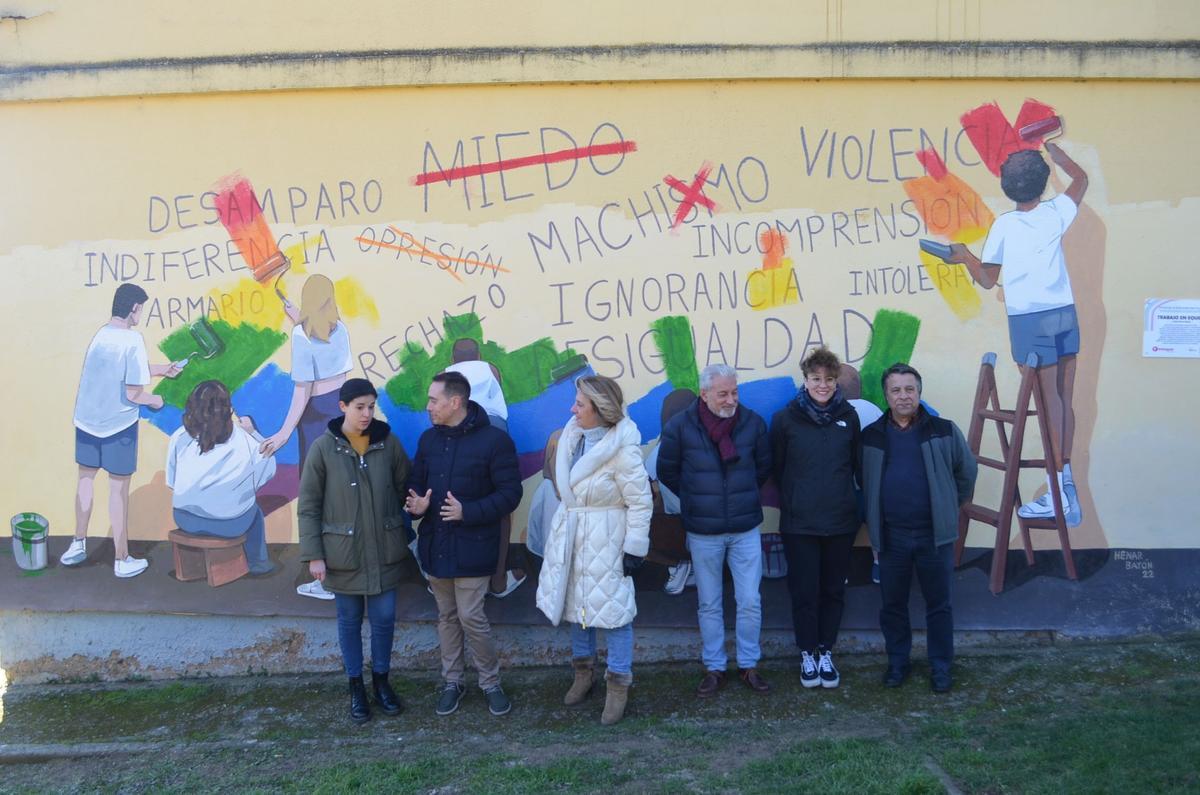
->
xmin=0 ymin=637 xmax=1196 ymax=793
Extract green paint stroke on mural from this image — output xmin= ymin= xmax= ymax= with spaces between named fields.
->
xmin=155 ymin=320 xmax=287 ymax=408
xmin=651 ymin=316 xmax=700 ymax=392
xmin=860 ymin=309 xmax=921 ymax=410
xmin=385 ymin=313 xmax=582 ymax=411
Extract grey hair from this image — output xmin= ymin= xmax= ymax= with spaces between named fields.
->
xmin=699 ymin=363 xmax=737 ymax=391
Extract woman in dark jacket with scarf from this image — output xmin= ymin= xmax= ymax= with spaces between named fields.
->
xmin=769 ymin=348 xmax=861 ymax=690
xmin=298 ymin=378 xmax=412 ymax=724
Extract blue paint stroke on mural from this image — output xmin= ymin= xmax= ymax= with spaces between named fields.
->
xmin=140 ymin=403 xmax=183 ymax=436
xmin=377 ymin=391 xmax=431 ymax=457
xmin=626 ymin=380 xmax=678 ymax=444
xmin=507 ymin=366 xmax=595 ymax=452
xmin=230 ymin=364 xmax=300 ymax=465
xmin=738 ymin=376 xmax=800 ymax=424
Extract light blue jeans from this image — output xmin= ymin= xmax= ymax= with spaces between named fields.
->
xmin=687 ymin=529 xmax=763 ymax=671
xmin=570 ymin=622 xmax=633 ymax=676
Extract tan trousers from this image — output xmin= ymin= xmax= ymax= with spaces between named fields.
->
xmin=428 ymin=575 xmax=501 ymax=690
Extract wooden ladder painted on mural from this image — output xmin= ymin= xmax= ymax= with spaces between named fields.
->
xmin=955 ymin=352 xmax=1078 ymax=595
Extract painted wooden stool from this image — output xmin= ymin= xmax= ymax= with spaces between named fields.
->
xmin=168 ymin=529 xmax=249 ymax=587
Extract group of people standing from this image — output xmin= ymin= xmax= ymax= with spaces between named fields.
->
xmin=67 ymin=277 xmax=976 ymax=729
xmin=296 ymin=349 xmax=975 ymax=727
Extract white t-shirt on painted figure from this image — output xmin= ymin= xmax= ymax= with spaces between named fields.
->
xmin=290 ymin=321 xmax=353 ymax=383
xmin=166 ymin=425 xmax=277 ymax=520
xmin=73 ymin=325 xmax=151 ymax=438
xmin=981 ymin=192 xmax=1079 ymax=316
xmin=446 ymin=360 xmax=508 ymax=420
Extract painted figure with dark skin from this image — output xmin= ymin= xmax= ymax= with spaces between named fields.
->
xmin=947 ymin=141 xmax=1089 ymax=525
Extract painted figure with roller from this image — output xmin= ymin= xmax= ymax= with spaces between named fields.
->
xmin=213 ymin=176 xmax=353 ymax=600
xmin=944 ymin=118 xmax=1089 ymax=526
xmin=62 ymin=283 xmax=182 ymax=577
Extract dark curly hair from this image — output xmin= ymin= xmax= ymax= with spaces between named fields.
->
xmin=1000 ymin=150 xmax=1050 ymax=203
xmin=801 ymin=347 xmax=842 ymax=378
xmin=183 ymin=380 xmax=234 ymax=454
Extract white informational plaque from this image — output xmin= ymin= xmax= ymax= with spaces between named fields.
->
xmin=1144 ymin=299 xmax=1200 ymax=358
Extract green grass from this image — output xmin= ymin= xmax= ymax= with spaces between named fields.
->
xmin=1 ymin=638 xmax=1197 ymax=794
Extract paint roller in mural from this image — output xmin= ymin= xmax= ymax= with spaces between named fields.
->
xmin=912 ymin=98 xmax=1109 ymax=587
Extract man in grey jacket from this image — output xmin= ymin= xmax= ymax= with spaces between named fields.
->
xmin=860 ymin=363 xmax=977 ymax=693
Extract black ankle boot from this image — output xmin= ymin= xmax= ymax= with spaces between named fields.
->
xmin=348 ymin=676 xmax=371 ymax=724
xmin=371 ymin=671 xmax=404 ymax=715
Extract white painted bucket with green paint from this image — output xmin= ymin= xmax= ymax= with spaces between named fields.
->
xmin=11 ymin=512 xmax=48 ymax=571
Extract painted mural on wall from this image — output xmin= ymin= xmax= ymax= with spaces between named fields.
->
xmin=2 ymin=84 xmax=1194 ymax=625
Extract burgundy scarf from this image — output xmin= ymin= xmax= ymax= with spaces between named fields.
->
xmin=698 ymin=400 xmax=740 ymax=464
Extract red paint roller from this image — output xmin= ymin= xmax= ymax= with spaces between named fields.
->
xmin=213 ymin=177 xmax=293 ymax=302
xmin=1019 ymin=115 xmax=1064 ymax=144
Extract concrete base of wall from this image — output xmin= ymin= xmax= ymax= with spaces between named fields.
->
xmin=0 ymin=610 xmax=1060 ymax=684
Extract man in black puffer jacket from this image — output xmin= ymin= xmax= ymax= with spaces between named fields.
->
xmin=405 ymin=371 xmax=522 ymax=719
xmin=657 ymin=364 xmax=772 ymax=699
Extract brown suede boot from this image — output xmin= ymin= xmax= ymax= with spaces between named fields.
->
xmin=563 ymin=656 xmax=596 ymax=706
xmin=600 ymin=670 xmax=632 ymax=725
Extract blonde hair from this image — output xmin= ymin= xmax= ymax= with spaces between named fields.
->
xmin=298 ymin=274 xmax=339 ymax=342
xmin=576 ymin=375 xmax=625 ymax=427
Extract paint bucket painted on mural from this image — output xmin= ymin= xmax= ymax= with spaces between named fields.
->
xmin=11 ymin=513 xmax=49 ymax=572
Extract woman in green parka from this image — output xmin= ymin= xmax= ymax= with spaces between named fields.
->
xmin=298 ymin=378 xmax=412 ymax=724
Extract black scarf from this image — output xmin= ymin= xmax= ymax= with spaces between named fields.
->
xmin=795 ymin=386 xmax=846 ymax=426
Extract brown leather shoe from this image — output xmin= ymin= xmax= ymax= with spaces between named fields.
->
xmin=738 ymin=667 xmax=771 ymax=694
xmin=696 ymin=669 xmax=725 ymax=698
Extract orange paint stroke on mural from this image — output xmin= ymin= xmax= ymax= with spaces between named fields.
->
xmin=747 ymin=230 xmax=800 ymax=311
xmin=759 ymin=228 xmax=787 ymax=270
xmin=902 ymin=148 xmax=994 ymax=320
xmin=334 ymin=277 xmax=380 ymax=326
xmin=354 ymin=232 xmax=463 ymax=283
xmin=385 ymin=226 xmax=512 ymax=274
xmin=903 ymin=150 xmax=995 ymax=241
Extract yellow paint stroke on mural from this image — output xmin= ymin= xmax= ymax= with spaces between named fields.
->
xmin=903 ymin=151 xmax=995 ymax=321
xmin=918 ymin=251 xmax=982 ymax=321
xmin=206 ymin=277 xmax=287 ymax=330
xmin=281 ymin=235 xmax=322 ymax=276
xmin=748 ymin=228 xmax=801 ymax=311
xmin=334 ymin=276 xmax=380 ymax=325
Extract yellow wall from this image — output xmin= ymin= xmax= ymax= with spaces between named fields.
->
xmin=2 ymin=2 xmax=1198 ymax=555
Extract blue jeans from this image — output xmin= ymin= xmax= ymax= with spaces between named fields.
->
xmin=334 ymin=589 xmax=397 ymax=677
xmin=878 ymin=527 xmax=954 ymax=674
xmin=173 ymin=506 xmax=270 ymax=573
xmin=687 ymin=529 xmax=763 ymax=670
xmin=570 ymin=622 xmax=633 ymax=676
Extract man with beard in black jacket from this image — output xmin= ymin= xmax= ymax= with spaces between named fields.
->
xmin=405 ymin=371 xmax=522 ymax=718
xmin=657 ymin=364 xmax=772 ymax=698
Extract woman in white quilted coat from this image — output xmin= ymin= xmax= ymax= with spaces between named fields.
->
xmin=536 ymin=375 xmax=652 ymax=725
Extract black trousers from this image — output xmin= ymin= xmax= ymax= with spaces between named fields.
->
xmin=878 ymin=526 xmax=954 ymax=674
xmin=781 ymin=532 xmax=856 ymax=654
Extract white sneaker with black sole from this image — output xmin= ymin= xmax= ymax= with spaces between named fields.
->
xmin=817 ymin=650 xmax=840 ymax=688
xmin=800 ymin=651 xmax=820 ymax=688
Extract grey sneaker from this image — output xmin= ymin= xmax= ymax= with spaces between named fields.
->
xmin=435 ymin=682 xmax=466 ymax=716
xmin=484 ymin=685 xmax=512 ymax=716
